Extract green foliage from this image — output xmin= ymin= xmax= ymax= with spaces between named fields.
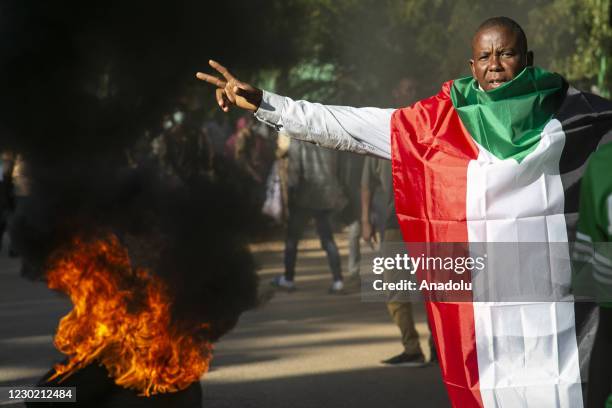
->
xmin=200 ymin=0 xmax=611 ymax=111
xmin=529 ymin=0 xmax=612 ymax=96
xmin=262 ymin=0 xmax=569 ymax=104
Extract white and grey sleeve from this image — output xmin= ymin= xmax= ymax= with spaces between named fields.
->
xmin=254 ymin=90 xmax=393 ymax=160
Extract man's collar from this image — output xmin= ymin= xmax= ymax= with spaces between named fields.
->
xmin=459 ymin=67 xmax=565 ymax=103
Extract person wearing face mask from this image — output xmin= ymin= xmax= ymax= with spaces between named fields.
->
xmin=197 ymin=16 xmax=612 ymax=408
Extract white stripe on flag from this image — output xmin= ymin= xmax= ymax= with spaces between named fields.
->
xmin=467 ymin=119 xmax=583 ymax=408
xmin=593 ymin=260 xmax=612 ymax=276
xmin=594 ymin=251 xmax=612 ymax=267
xmin=573 ymin=252 xmax=592 ymax=263
xmin=593 ymin=267 xmax=612 ymax=284
xmin=573 ymin=241 xmax=593 ymax=255
xmin=576 ymin=231 xmax=592 ymax=243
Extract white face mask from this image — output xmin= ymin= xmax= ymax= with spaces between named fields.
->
xmin=162 ymin=119 xmax=173 ymax=130
xmin=173 ymin=111 xmax=185 ymax=125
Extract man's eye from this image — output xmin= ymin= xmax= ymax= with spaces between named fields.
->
xmin=502 ymin=52 xmax=514 ymax=57
xmin=479 ymin=55 xmax=488 ymax=60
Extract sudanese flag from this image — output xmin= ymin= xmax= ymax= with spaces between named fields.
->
xmin=391 ymin=67 xmax=612 ymax=408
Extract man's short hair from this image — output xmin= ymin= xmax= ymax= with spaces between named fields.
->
xmin=476 ymin=17 xmax=528 ymax=53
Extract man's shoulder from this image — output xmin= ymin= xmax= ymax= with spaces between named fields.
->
xmin=562 ymin=86 xmax=612 ymax=115
xmin=553 ymin=86 xmax=612 ymax=145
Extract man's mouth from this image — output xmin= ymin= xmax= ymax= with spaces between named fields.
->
xmin=487 ymin=79 xmax=507 ymax=89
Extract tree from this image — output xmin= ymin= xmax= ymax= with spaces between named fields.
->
xmin=528 ymin=0 xmax=612 ymax=96
xmin=265 ymin=0 xmax=566 ymax=104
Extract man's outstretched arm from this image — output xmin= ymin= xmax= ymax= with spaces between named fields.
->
xmin=196 ymin=60 xmax=392 ymax=160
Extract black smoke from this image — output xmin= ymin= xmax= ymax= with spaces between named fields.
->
xmin=0 ymin=0 xmax=294 ymax=340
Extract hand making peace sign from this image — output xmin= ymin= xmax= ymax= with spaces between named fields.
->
xmin=196 ymin=60 xmax=263 ymax=112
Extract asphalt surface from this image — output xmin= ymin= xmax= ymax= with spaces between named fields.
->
xmin=0 ymin=230 xmax=449 ymax=407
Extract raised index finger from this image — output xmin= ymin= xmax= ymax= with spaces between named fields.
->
xmin=209 ymin=60 xmax=234 ymax=81
xmin=195 ymin=72 xmax=226 ymax=88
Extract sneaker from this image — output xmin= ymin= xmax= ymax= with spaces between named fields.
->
xmin=271 ymin=276 xmax=296 ymax=292
xmin=328 ymin=280 xmax=345 ymax=294
xmin=380 ymin=352 xmax=426 ymax=367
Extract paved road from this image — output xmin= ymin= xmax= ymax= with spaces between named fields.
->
xmin=0 ymin=230 xmax=449 ymax=407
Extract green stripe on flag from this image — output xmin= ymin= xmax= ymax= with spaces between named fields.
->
xmin=450 ymin=67 xmax=566 ymax=162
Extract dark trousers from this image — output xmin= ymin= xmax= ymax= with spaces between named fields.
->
xmin=0 ymin=212 xmax=6 ymax=248
xmin=0 ymin=181 xmax=10 ymax=249
xmin=383 ymin=228 xmax=424 ymax=356
xmin=284 ymin=207 xmax=342 ymax=282
xmin=587 ymin=306 xmax=612 ymax=408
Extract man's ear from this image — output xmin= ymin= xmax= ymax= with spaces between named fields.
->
xmin=469 ymin=59 xmax=476 ymax=78
xmin=526 ymin=51 xmax=534 ymax=66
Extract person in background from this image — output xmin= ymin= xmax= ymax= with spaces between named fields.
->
xmin=350 ymin=81 xmax=422 ymax=288
xmin=360 ymin=78 xmax=434 ymax=365
xmin=9 ymin=153 xmax=29 ymax=258
xmin=226 ymin=116 xmax=274 ymax=192
xmin=203 ymin=114 xmax=231 ymax=158
xmin=573 ymin=143 xmax=612 ymax=408
xmin=0 ymin=151 xmax=14 ymax=252
xmin=272 ymin=139 xmax=347 ymax=293
xmin=274 ymin=132 xmax=291 ymax=223
xmin=155 ymin=109 xmax=214 ymax=183
xmin=233 ymin=118 xmax=273 ymax=185
xmin=224 ymin=116 xmax=250 ymax=160
xmin=361 ymin=155 xmax=435 ymax=366
xmin=338 ymin=152 xmax=365 ymax=280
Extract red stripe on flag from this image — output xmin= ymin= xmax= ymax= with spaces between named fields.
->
xmin=390 ymin=81 xmax=483 ymax=408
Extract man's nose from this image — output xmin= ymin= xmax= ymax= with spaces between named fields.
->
xmin=488 ymin=55 xmax=502 ymax=71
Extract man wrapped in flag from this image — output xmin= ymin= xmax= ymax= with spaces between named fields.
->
xmin=197 ymin=16 xmax=612 ymax=408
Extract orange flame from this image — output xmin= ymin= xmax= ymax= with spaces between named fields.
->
xmin=45 ymin=234 xmax=212 ymax=396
